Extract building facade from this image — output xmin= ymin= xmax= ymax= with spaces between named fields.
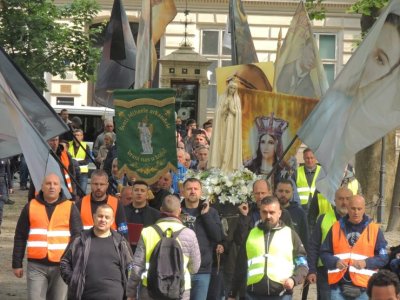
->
xmin=51 ymin=0 xmax=361 ymax=123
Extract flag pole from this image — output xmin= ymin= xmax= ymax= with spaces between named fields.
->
xmin=267 ymin=134 xmax=298 ymax=180
xmin=147 ymin=2 xmax=152 ymax=88
xmin=49 ymin=149 xmax=85 ymax=197
xmin=273 ymin=28 xmax=282 ymax=91
xmin=229 ymin=0 xmax=238 ymax=65
xmin=377 ymin=137 xmax=386 ymax=223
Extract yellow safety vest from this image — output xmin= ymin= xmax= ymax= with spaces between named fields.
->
xmin=317 ymin=209 xmax=337 ymax=267
xmin=68 ymin=141 xmax=88 ymax=173
xmin=246 ymin=226 xmax=294 ymax=285
xmin=141 ymin=221 xmax=191 ymax=290
xmin=317 ymin=193 xmax=334 ymax=218
xmin=296 ymin=165 xmax=320 ymax=205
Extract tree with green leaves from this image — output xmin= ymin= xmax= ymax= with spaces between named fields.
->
xmin=0 ymin=0 xmax=103 ymax=91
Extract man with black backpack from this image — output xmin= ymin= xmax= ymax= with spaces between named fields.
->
xmin=127 ymin=195 xmax=201 ymax=300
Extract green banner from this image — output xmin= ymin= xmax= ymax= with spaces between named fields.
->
xmin=114 ymin=88 xmax=177 ymax=184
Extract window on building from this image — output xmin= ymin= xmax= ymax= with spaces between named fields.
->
xmin=200 ymin=29 xmax=231 ymax=108
xmin=314 ymin=33 xmax=337 ymax=86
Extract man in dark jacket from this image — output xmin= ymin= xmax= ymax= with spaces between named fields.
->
xmin=60 ymin=204 xmax=133 ymax=300
xmin=233 ymin=179 xmax=293 ymax=247
xmin=12 ymin=173 xmax=82 ymax=300
xmin=306 ymin=186 xmax=353 ymax=300
xmin=181 ymin=178 xmax=223 ymax=300
xmin=275 ymin=179 xmax=309 ymax=250
xmin=228 ymin=196 xmax=308 ymax=299
xmin=124 ymin=181 xmax=160 ymax=252
xmin=320 ymin=195 xmax=388 ymax=299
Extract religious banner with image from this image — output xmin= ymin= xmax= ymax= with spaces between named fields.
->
xmin=114 ymin=88 xmax=177 ymax=184
xmin=239 ymin=88 xmax=318 ymax=181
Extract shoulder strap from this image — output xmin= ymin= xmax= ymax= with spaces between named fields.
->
xmin=152 ymin=224 xmax=165 ymax=238
xmin=153 ymin=224 xmax=185 ymax=239
xmin=172 ymin=227 xmax=185 ymax=240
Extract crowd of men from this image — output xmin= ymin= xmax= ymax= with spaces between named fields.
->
xmin=5 ymin=111 xmax=400 ymax=300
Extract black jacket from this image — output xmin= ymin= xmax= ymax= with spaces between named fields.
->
xmin=12 ymin=193 xmax=82 ymax=268
xmin=285 ymin=201 xmax=309 ymax=251
xmin=60 ymin=229 xmax=134 ymax=300
xmin=181 ymin=200 xmax=223 ymax=273
xmin=230 ymin=221 xmax=308 ymax=297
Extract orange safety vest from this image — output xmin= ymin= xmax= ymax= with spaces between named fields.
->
xmin=60 ymin=150 xmax=73 ymax=193
xmin=27 ymin=199 xmax=73 ymax=262
xmin=80 ymin=195 xmax=118 ymax=230
xmin=327 ymin=221 xmax=379 ymax=288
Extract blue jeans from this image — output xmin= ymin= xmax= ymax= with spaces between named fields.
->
xmin=190 ymin=273 xmax=211 ymax=300
xmin=246 ymin=292 xmax=292 ymax=300
xmin=78 ymin=173 xmax=88 ymax=196
xmin=331 ymin=286 xmax=368 ymax=300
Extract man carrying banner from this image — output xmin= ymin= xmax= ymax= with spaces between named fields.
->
xmin=12 ymin=173 xmax=82 ymax=300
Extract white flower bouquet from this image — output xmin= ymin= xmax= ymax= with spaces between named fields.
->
xmin=185 ymin=167 xmax=259 ymax=205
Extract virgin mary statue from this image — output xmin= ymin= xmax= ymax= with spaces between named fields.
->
xmin=208 ymin=81 xmax=243 ymax=173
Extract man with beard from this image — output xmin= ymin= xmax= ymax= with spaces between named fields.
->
xmin=76 ymin=170 xmax=127 ymax=236
xmin=275 ymin=179 xmax=309 ymax=249
xmin=181 ymin=178 xmax=223 ymax=300
xmin=306 ymin=186 xmax=353 ymax=300
xmin=234 ymin=179 xmax=293 ymax=247
xmin=228 ymin=196 xmax=308 ymax=299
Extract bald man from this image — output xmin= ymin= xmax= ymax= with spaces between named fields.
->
xmin=320 ymin=195 xmax=388 ymax=299
xmin=12 ymin=173 xmax=82 ymax=300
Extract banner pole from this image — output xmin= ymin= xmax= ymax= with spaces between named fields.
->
xmin=267 ymin=134 xmax=298 ymax=180
xmin=377 ymin=137 xmax=386 ymax=223
xmin=49 ymin=150 xmax=84 ymax=197
xmin=147 ymin=2 xmax=153 ymax=88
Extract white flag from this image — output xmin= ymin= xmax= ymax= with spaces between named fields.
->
xmin=274 ymin=1 xmax=328 ymax=98
xmin=298 ymin=0 xmax=400 ymax=202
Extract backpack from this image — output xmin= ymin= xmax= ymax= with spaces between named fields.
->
xmin=147 ymin=224 xmax=186 ymax=300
